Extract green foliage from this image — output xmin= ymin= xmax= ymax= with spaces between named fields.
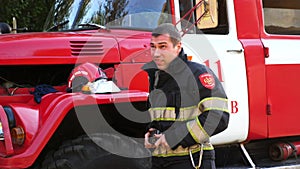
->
xmin=0 ymin=0 xmax=55 ymax=32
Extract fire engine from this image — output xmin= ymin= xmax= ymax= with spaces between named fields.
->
xmin=0 ymin=0 xmax=300 ymax=168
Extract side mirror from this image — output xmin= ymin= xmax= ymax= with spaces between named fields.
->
xmin=196 ymin=0 xmax=218 ymax=29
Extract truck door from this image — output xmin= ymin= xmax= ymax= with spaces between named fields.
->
xmin=259 ymin=0 xmax=300 ymax=138
xmin=176 ymin=0 xmax=249 ymax=145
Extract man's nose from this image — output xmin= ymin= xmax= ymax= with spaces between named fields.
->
xmin=152 ymin=48 xmax=161 ymax=57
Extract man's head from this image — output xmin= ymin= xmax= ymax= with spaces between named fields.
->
xmin=150 ymin=23 xmax=182 ymax=70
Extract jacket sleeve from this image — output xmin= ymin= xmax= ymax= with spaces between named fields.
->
xmin=165 ymin=68 xmax=230 ymax=149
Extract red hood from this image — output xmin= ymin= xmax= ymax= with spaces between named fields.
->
xmin=0 ymin=29 xmax=152 ymax=65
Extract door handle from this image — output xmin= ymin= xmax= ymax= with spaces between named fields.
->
xmin=226 ymin=49 xmax=244 ymax=53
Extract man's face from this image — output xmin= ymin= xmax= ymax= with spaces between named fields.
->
xmin=150 ymin=34 xmax=181 ymax=70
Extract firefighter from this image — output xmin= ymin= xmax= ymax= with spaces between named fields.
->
xmin=142 ymin=23 xmax=229 ymax=169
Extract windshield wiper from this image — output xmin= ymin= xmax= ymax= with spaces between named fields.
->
xmin=47 ymin=20 xmax=69 ymax=32
xmin=78 ymin=23 xmax=110 ymax=31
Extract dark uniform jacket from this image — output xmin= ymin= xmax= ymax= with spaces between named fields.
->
xmin=142 ymin=49 xmax=229 ymax=157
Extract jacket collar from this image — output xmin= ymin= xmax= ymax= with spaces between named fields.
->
xmin=166 ymin=49 xmax=188 ymax=74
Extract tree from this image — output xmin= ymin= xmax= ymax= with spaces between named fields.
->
xmin=0 ymin=0 xmax=55 ymax=32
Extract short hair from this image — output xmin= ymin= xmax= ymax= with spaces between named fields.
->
xmin=152 ymin=23 xmax=181 ymax=46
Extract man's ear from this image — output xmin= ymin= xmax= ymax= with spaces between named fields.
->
xmin=175 ymin=42 xmax=182 ymax=54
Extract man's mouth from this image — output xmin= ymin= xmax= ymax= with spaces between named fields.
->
xmin=154 ymin=59 xmax=164 ymax=65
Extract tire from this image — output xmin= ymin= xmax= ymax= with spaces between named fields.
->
xmin=40 ymin=133 xmax=152 ymax=169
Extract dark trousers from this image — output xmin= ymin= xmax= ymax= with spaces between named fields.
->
xmin=151 ymin=150 xmax=216 ymax=169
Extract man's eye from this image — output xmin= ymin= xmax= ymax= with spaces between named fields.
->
xmin=160 ymin=45 xmax=167 ymax=49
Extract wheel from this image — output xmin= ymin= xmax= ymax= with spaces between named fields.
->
xmin=40 ymin=133 xmax=151 ymax=169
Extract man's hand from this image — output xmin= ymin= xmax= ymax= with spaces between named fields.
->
xmin=144 ymin=129 xmax=170 ymax=149
xmin=154 ymin=134 xmax=170 ymax=149
xmin=144 ymin=129 xmax=156 ymax=148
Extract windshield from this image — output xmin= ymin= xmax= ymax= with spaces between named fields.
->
xmin=44 ymin=0 xmax=171 ymax=31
